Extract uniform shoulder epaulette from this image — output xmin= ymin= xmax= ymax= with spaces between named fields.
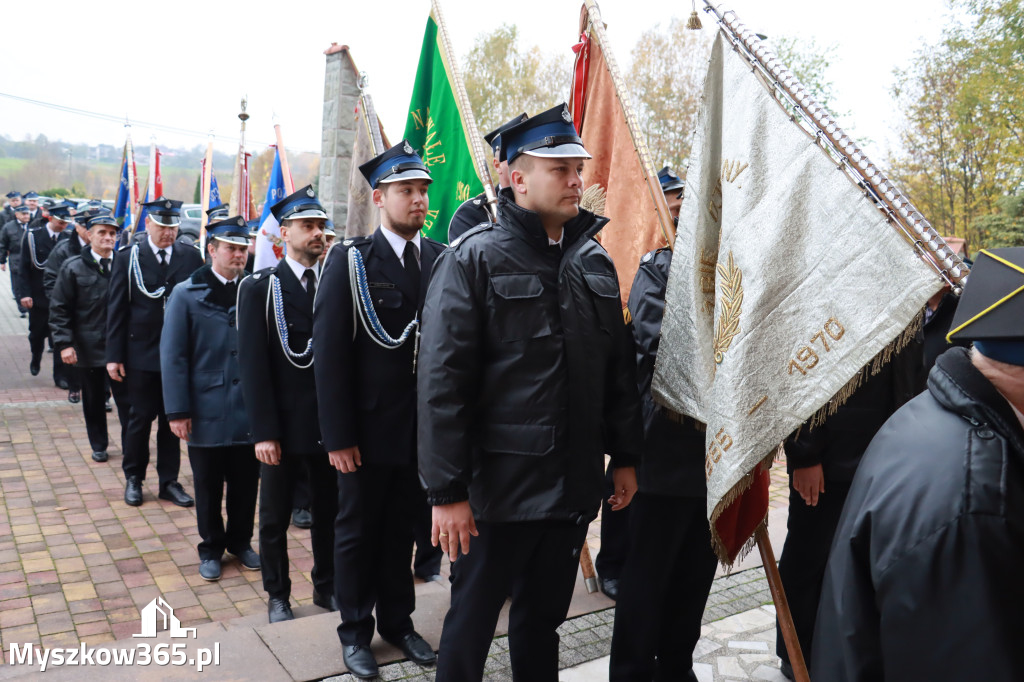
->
xmin=449 ymin=222 xmax=494 ymax=249
xmin=117 ymin=243 xmax=132 ymax=252
xmin=422 ymin=234 xmax=446 ymax=249
xmin=249 ymin=265 xmax=278 ymax=281
xmin=339 ymin=235 xmax=371 ymax=250
xmin=641 ymin=246 xmax=672 ymax=265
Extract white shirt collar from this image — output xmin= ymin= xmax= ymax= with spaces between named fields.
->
xmin=45 ymin=225 xmax=60 ymax=240
xmin=284 ymin=255 xmax=319 ymax=288
xmin=78 ymin=235 xmax=89 ymax=248
xmin=380 ymin=225 xmax=421 ymax=265
xmin=548 ymin=228 xmax=564 ymax=247
xmin=147 ymin=236 xmax=170 ymax=261
xmin=210 ymin=267 xmax=238 ymax=285
xmin=91 ymin=249 xmax=110 ymax=264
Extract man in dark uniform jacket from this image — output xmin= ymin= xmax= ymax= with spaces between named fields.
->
xmin=161 ymin=215 xmax=260 ymax=582
xmin=106 ymin=198 xmax=201 ymax=508
xmin=237 ymin=187 xmax=338 ymax=622
xmin=1 ymin=203 xmax=31 ymax=315
xmin=15 ymin=203 xmax=70 ymax=379
xmin=418 ymin=104 xmax=643 ymax=682
xmin=1 ymin=191 xmax=22 ymax=225
xmin=595 ymin=164 xmax=687 ymax=601
xmin=313 ymin=145 xmax=442 ymax=678
xmin=609 ymin=247 xmax=719 ymax=682
xmin=23 ymin=192 xmax=46 ymax=228
xmin=446 ymin=113 xmax=527 ymax=244
xmin=49 ymin=214 xmax=129 ymax=463
xmin=814 ymin=248 xmax=1024 ymax=682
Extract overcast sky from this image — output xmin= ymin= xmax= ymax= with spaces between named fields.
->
xmin=0 ymin=0 xmax=952 ymax=164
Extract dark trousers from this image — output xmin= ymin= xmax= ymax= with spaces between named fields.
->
xmin=78 ymin=366 xmax=128 ymax=453
xmin=11 ymin=269 xmax=26 ymax=313
xmin=596 ymin=462 xmax=630 ymax=580
xmin=27 ymin=305 xmax=47 ymax=362
xmin=413 ymin=494 xmax=443 ymax=579
xmin=187 ymin=444 xmax=259 ymax=561
xmin=435 ymin=520 xmax=588 ymax=682
xmin=122 ymin=369 xmax=180 ymax=488
xmin=776 ymin=480 xmax=852 ymax=668
xmin=259 ymin=452 xmax=338 ymax=599
xmin=293 ymin=464 xmax=311 ymax=510
xmin=609 ymin=494 xmax=719 ymax=681
xmin=334 ymin=461 xmax=418 ymax=646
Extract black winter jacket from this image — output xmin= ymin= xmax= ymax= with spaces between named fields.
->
xmin=48 ymin=252 xmax=114 ymax=368
xmin=43 ymin=231 xmax=87 ymax=300
xmin=813 ymin=347 xmax=1024 ymax=681
xmin=417 ymin=189 xmax=643 ymax=524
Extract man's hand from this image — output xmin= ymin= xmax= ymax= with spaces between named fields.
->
xmin=609 ymin=466 xmax=638 ymax=511
xmin=19 ymin=297 xmax=32 ymax=309
xmin=255 ymin=440 xmax=282 ymax=466
xmin=792 ymin=463 xmax=825 ymax=507
xmin=328 ymin=446 xmax=362 ymax=473
xmin=106 ymin=362 xmax=125 ymax=382
xmin=60 ymin=348 xmax=77 ymax=365
xmin=169 ymin=418 xmax=191 ymax=442
xmin=432 ymin=501 xmax=478 ymax=562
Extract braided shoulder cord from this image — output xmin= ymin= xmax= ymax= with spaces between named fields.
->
xmin=347 ymin=246 xmax=418 ymax=350
xmin=128 ymin=244 xmax=166 ymax=301
xmin=27 ymin=232 xmax=46 ymax=270
xmin=265 ymin=274 xmax=315 ymax=369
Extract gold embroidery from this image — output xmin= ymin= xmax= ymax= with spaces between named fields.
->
xmin=707 ymin=177 xmax=723 ymax=222
xmin=788 ymin=317 xmax=847 ymax=377
xmin=748 ymin=395 xmax=768 ymax=416
xmin=722 ymin=159 xmax=749 ymax=184
xmin=713 ymin=251 xmax=743 ymax=365
xmin=705 ymin=427 xmax=734 ymax=480
xmin=581 ymin=184 xmax=607 ymax=216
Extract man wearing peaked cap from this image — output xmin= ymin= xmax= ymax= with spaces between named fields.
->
xmin=23 ymin=192 xmax=45 ymax=227
xmin=48 ymin=214 xmax=128 ymax=464
xmin=312 ymin=144 xmax=443 ymax=677
xmin=206 ymin=203 xmax=230 ymax=222
xmin=2 ymin=191 xmax=22 ymax=225
xmin=417 ymin=103 xmax=642 ymax=681
xmin=237 ymin=185 xmax=339 ymax=624
xmin=446 ymin=113 xmax=528 ymax=243
xmin=15 ymin=203 xmax=71 ymax=382
xmin=813 ymin=247 xmax=1024 ymax=682
xmin=657 ymin=166 xmax=685 ymax=224
xmin=107 ymin=197 xmax=202 ymax=509
xmin=0 ymin=202 xmax=31 ymax=315
xmin=161 ymin=215 xmax=260 ymax=582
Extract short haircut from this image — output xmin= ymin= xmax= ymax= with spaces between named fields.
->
xmin=508 ymin=154 xmax=535 ymax=175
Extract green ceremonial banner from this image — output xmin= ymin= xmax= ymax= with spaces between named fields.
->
xmin=403 ymin=11 xmax=484 ymax=243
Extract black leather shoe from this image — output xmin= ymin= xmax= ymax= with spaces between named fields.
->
xmin=92 ymin=451 xmax=108 ymax=463
xmin=55 ymin=378 xmax=68 ymax=390
xmin=104 ymin=399 xmax=112 ymax=413
xmin=29 ymin=360 xmax=40 ymax=376
xmin=228 ymin=547 xmax=260 ymax=570
xmin=389 ymin=632 xmax=436 ymax=666
xmin=124 ymin=476 xmax=143 ymax=506
xmin=599 ymin=577 xmax=619 ymax=601
xmin=158 ymin=481 xmax=194 ymax=507
xmin=68 ymin=389 xmax=80 ymax=404
xmin=780 ymin=660 xmax=795 ymax=681
xmin=199 ymin=558 xmax=221 ymax=581
xmin=267 ymin=597 xmax=294 ymax=623
xmin=291 ymin=508 xmax=313 ymax=529
xmin=342 ymin=645 xmax=378 ymax=679
xmin=312 ymin=589 xmax=339 ymax=611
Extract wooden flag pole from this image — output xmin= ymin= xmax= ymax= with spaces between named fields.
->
xmin=579 ymin=540 xmax=598 ymax=593
xmin=200 ymin=138 xmax=214 ymax=252
xmin=756 ymin=527 xmax=810 ymax=682
xmin=429 ymin=0 xmax=498 ymax=221
xmin=274 ymin=124 xmax=295 ymax=195
xmin=229 ymin=98 xmax=249 ymax=216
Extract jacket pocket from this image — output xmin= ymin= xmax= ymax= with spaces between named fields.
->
xmin=193 ymin=370 xmax=225 ymax=420
xmin=479 ymin=423 xmax=556 ymax=456
xmin=371 ymin=288 xmax=403 ymax=310
xmin=582 ymin=271 xmax=622 ymax=333
xmin=490 ymin=273 xmax=552 ymax=341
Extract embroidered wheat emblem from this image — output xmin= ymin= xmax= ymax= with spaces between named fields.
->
xmin=580 ymin=184 xmax=607 ymax=216
xmin=713 ymin=251 xmax=743 ymax=365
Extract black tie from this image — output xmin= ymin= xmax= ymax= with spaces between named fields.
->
xmin=51 ymin=233 xmax=58 ymax=245
xmin=302 ymin=268 xmax=317 ymax=304
xmin=100 ymin=258 xmax=110 ymax=276
xmin=158 ymin=249 xmax=168 ymax=278
xmin=404 ymin=241 xmax=420 ymax=287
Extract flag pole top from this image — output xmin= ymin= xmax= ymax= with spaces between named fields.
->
xmin=358 ymin=71 xmax=369 ymax=92
xmin=239 ymin=97 xmax=249 ymax=123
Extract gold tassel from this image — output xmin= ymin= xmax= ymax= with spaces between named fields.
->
xmin=687 ymin=9 xmax=703 ymax=30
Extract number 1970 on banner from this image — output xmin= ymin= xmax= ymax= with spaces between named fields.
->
xmin=788 ymin=317 xmax=846 ymax=376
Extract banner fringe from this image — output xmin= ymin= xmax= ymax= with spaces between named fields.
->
xmin=709 ymin=446 xmax=778 ymax=566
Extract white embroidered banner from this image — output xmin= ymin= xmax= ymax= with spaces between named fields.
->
xmin=652 ymin=33 xmax=942 ymax=547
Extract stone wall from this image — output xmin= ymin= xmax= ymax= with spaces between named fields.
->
xmin=319 ymin=44 xmax=360 ymax=229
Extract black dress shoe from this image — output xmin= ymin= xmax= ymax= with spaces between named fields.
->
xmin=68 ymin=389 xmax=80 ymax=404
xmin=92 ymin=451 xmax=108 ymax=463
xmin=342 ymin=645 xmax=378 ymax=679
xmin=599 ymin=576 xmax=619 ymax=601
xmin=104 ymin=399 xmax=112 ymax=413
xmin=228 ymin=547 xmax=260 ymax=570
xmin=780 ymin=659 xmax=795 ymax=681
xmin=29 ymin=360 xmax=40 ymax=376
xmin=124 ymin=476 xmax=143 ymax=506
xmin=291 ymin=508 xmax=313 ymax=529
xmin=389 ymin=632 xmax=436 ymax=666
xmin=158 ymin=481 xmax=194 ymax=507
xmin=199 ymin=558 xmax=222 ymax=581
xmin=312 ymin=589 xmax=339 ymax=611
xmin=267 ymin=597 xmax=294 ymax=623
xmin=55 ymin=378 xmax=68 ymax=389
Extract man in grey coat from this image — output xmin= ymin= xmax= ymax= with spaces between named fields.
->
xmin=161 ymin=216 xmax=259 ymax=582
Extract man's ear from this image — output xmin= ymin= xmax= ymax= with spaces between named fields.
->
xmin=372 ymin=187 xmax=385 ymax=208
xmin=510 ymin=168 xmax=527 ymax=196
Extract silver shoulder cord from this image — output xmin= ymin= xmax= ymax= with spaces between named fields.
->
xmin=261 ymin=273 xmax=315 ymax=370
xmin=127 ymin=243 xmax=166 ymax=303
xmin=27 ymin=232 xmax=46 ymax=270
xmin=346 ymin=246 xmax=421 ymax=372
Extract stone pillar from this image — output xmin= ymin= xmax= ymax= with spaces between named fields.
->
xmin=319 ymin=44 xmax=360 ymax=229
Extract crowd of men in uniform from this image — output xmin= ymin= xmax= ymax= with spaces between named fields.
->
xmin=1 ymin=101 xmax=1021 ymax=682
